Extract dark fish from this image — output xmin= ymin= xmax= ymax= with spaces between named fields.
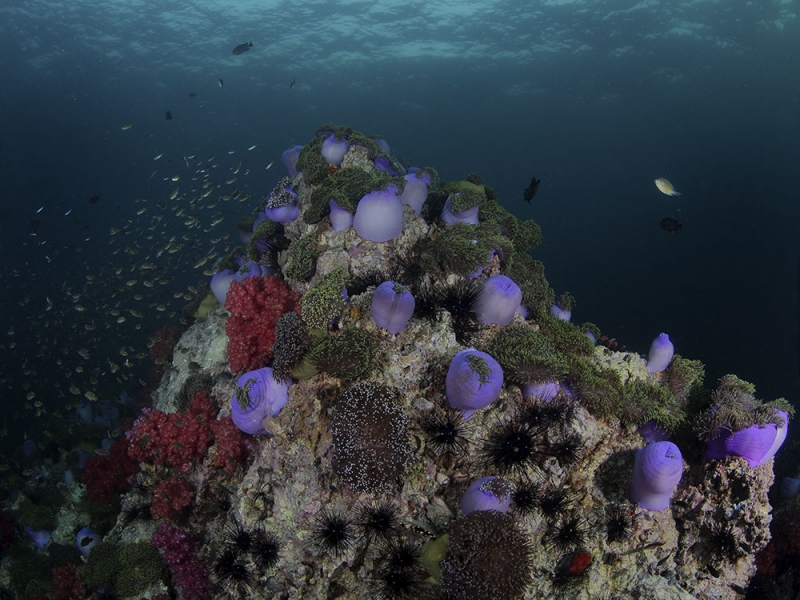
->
xmin=659 ymin=217 xmax=682 ymax=232
xmin=523 ymin=176 xmax=540 ymax=203
xmin=89 ymin=195 xmax=100 ymax=204
xmin=218 ymin=78 xmax=224 ymax=88
xmin=187 ymin=92 xmax=196 ymax=97
xmin=290 ymin=78 xmax=296 ymax=90
xmin=232 ymin=42 xmax=253 ymax=55
xmin=28 ymin=219 xmax=41 ymax=234
xmin=164 ymin=111 xmax=173 ymax=121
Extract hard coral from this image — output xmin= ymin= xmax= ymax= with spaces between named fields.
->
xmin=224 ymin=275 xmax=301 ymax=372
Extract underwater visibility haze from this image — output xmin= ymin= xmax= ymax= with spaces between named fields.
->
xmin=1 ymin=0 xmax=800 ymax=597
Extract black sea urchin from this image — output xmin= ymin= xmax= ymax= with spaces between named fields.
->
xmin=212 ymin=548 xmax=254 ymax=595
xmin=546 ymin=513 xmax=591 ymax=552
xmin=309 ymin=509 xmax=355 ymax=557
xmin=251 ymin=529 xmax=281 ymax=571
xmin=481 ymin=417 xmax=540 ymax=478
xmin=421 ymin=407 xmax=471 ymax=457
xmin=222 ymin=520 xmax=253 ymax=556
xmin=603 ymin=503 xmax=636 ymax=544
xmin=356 ymin=500 xmax=401 ymax=544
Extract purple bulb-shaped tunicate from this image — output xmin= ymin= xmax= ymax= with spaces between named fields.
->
xmin=647 ymin=333 xmax=674 ymax=373
xmin=399 ymin=172 xmax=429 ymax=215
xmin=472 ymin=275 xmax=522 ymax=326
xmin=630 ymin=441 xmax=683 ymax=511
xmin=461 ymin=476 xmax=511 ymax=516
xmin=371 ymin=281 xmax=415 ymax=334
xmin=76 ymin=527 xmax=101 ymax=556
xmin=780 ymin=476 xmax=800 ymax=500
xmin=549 ymin=304 xmax=572 ymax=322
xmin=329 ymin=199 xmax=353 ymax=232
xmin=373 ymin=156 xmax=400 ymax=175
xmin=446 ymin=348 xmax=504 ymax=419
xmin=441 ymin=194 xmax=480 ymax=226
xmin=234 ymin=262 xmax=271 ymax=284
xmin=705 ymin=410 xmax=789 ymax=467
xmin=639 ymin=419 xmax=669 ymax=443
xmin=375 ymin=138 xmax=391 ymax=154
xmin=320 ymin=134 xmax=349 ymax=166
xmin=281 ymin=145 xmax=302 ymax=177
xmin=24 ymin=526 xmax=50 ymax=550
xmin=22 ymin=439 xmax=37 ymax=457
xmin=353 ymin=186 xmax=403 ymax=243
xmin=522 ymin=380 xmax=560 ymax=402
xmin=231 ymin=367 xmax=291 ymax=436
xmin=210 ymin=270 xmax=236 ymax=305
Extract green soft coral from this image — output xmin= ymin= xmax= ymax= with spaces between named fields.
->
xmin=300 ymin=266 xmax=350 ymax=330
xmin=483 ymin=324 xmax=568 ymax=385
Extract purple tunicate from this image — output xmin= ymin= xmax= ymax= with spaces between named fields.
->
xmin=647 ymin=333 xmax=674 ymax=373
xmin=24 ymin=526 xmax=50 ymax=550
xmin=371 ymin=281 xmax=415 ymax=334
xmin=399 ymin=172 xmax=429 ymax=214
xmin=461 ymin=476 xmax=511 ymax=515
xmin=22 ymin=439 xmax=37 ymax=457
xmin=264 ymin=203 xmax=299 ymax=224
xmin=234 ymin=261 xmax=271 ymax=284
xmin=522 ymin=380 xmax=560 ymax=402
xmin=321 ymin=134 xmax=349 ymax=166
xmin=780 ymin=476 xmax=800 ymax=500
xmin=76 ymin=401 xmax=93 ymax=425
xmin=549 ymin=304 xmax=572 ymax=322
xmin=585 ymin=328 xmax=597 ymax=343
xmin=639 ymin=419 xmax=669 ymax=443
xmin=239 ymin=228 xmax=253 ymax=246
xmin=705 ymin=410 xmax=788 ymax=467
xmin=375 ymin=138 xmax=391 ymax=154
xmin=76 ymin=527 xmax=101 ymax=556
xmin=282 ymin=145 xmax=302 ymax=177
xmin=210 ymin=270 xmax=236 ymax=305
xmin=630 ymin=441 xmax=683 ymax=511
xmin=353 ymin=186 xmax=403 ymax=243
xmin=231 ymin=367 xmax=291 ymax=435
xmin=373 ymin=156 xmax=400 ymax=176
xmin=446 ymin=348 xmax=504 ymax=419
xmin=472 ymin=275 xmax=522 ymax=326
xmin=329 ymin=199 xmax=353 ymax=232
xmin=441 ymin=194 xmax=479 ymax=225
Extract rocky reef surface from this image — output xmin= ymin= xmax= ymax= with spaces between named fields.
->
xmin=114 ymin=126 xmax=781 ymax=600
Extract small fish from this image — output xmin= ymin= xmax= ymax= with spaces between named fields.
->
xmin=89 ymin=195 xmax=100 ymax=204
xmin=523 ymin=176 xmax=541 ymax=203
xmin=121 ymin=123 xmax=133 ymax=130
xmin=164 ymin=110 xmax=173 ymax=120
xmin=36 ymin=206 xmax=44 ymax=213
xmin=660 ymin=217 xmax=683 ymax=232
xmin=265 ymin=161 xmax=274 ymax=170
xmin=218 ymin=78 xmax=224 ymax=88
xmin=64 ymin=208 xmax=72 ymax=216
xmin=232 ymin=41 xmax=253 ymax=55
xmin=154 ymin=153 xmax=163 ymax=160
xmin=655 ymin=178 xmax=681 ymax=196
xmin=188 ymin=91 xmax=196 ymax=97
xmin=247 ymin=144 xmax=257 ymax=151
xmin=290 ymin=78 xmax=296 ymax=90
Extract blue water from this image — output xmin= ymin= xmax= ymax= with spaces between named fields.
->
xmin=1 ymin=0 xmax=799 ymax=455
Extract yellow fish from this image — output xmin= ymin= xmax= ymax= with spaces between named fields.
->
xmin=654 ymin=178 xmax=681 ymax=196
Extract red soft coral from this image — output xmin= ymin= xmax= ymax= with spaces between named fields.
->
xmin=224 ymin=275 xmax=300 ymax=373
xmin=151 ymin=474 xmax=195 ymax=521
xmin=51 ymin=563 xmax=86 ymax=600
xmin=210 ymin=416 xmax=249 ymax=472
xmin=82 ymin=438 xmax=140 ymax=503
xmin=126 ymin=393 xmax=216 ymax=472
xmin=151 ymin=524 xmax=211 ymax=600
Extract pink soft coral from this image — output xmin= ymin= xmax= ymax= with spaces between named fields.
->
xmin=152 ymin=524 xmax=211 ymax=600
